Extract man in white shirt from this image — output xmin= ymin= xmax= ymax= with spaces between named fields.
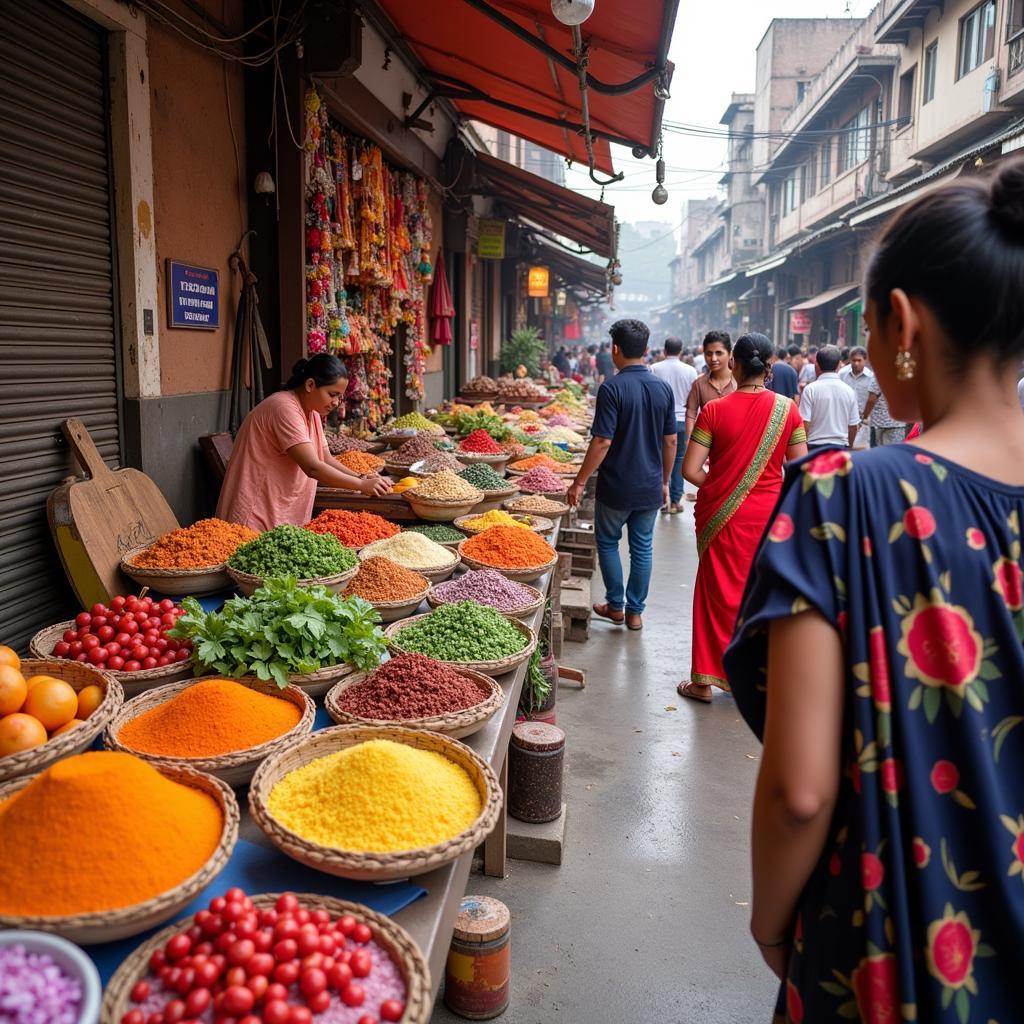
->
xmin=799 ymin=345 xmax=860 ymax=449
xmin=692 ymin=346 xmax=707 ymax=374
xmin=651 ymin=336 xmax=698 ymax=513
xmin=838 ymin=346 xmax=875 ymax=449
xmin=798 ymin=345 xmax=818 ymax=391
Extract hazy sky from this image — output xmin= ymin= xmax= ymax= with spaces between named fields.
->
xmin=563 ymin=0 xmax=876 ymax=245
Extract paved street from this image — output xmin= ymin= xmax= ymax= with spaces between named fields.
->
xmin=432 ymin=508 xmax=778 ymax=1023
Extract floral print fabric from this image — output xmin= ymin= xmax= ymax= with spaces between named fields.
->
xmin=725 ymin=444 xmax=1024 ymax=1023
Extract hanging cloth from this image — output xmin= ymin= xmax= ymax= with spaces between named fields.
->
xmin=431 ymin=249 xmax=454 ymax=346
xmin=228 ymin=232 xmax=274 ymax=434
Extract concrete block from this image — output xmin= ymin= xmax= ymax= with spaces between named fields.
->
xmin=508 ymin=804 xmax=567 ymax=865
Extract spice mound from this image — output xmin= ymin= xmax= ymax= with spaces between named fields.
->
xmin=509 ymin=453 xmax=566 ymax=472
xmin=462 ymin=526 xmax=556 ymax=569
xmin=326 ymin=432 xmax=380 ymax=454
xmin=389 ymin=433 xmax=451 ymax=466
xmin=457 ymin=463 xmax=509 ymax=491
xmin=267 ymin=738 xmax=481 ymax=852
xmin=344 ymin=556 xmax=429 ymax=602
xmin=462 ymin=375 xmax=498 ymax=394
xmin=0 ymin=943 xmax=83 ymax=1024
xmin=385 ymin=412 xmax=445 ymax=434
xmin=405 ymin=523 xmax=467 ymax=543
xmin=336 ymin=450 xmax=385 ymax=474
xmin=130 ymin=518 xmax=259 ymax=569
xmin=118 ymin=678 xmax=302 ymax=758
xmin=393 ymin=602 xmax=528 ymax=662
xmin=0 ymin=751 xmax=222 ymax=915
xmin=417 ymin=450 xmax=465 ymax=474
xmin=516 ymin=466 xmax=568 ymax=494
xmin=338 ymin=653 xmax=490 ymax=719
xmin=305 ymin=508 xmax=400 ymax=548
xmin=506 ymin=494 xmax=567 ymax=515
xmin=458 ymin=429 xmax=503 ymax=454
xmin=432 ymin=569 xmax=538 ymax=613
xmin=360 ymin=532 xmax=457 ymax=570
xmin=409 ymin=470 xmax=482 ymax=502
xmin=461 ymin=509 xmax=532 ymax=532
xmin=228 ymin=524 xmax=357 ymax=579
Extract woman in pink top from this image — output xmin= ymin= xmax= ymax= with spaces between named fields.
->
xmin=216 ymin=355 xmax=391 ymax=530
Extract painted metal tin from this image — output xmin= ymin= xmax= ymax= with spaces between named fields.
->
xmin=444 ymin=895 xmax=511 ymax=1019
xmin=509 ymin=720 xmax=565 ymax=823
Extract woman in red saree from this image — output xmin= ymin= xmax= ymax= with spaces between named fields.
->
xmin=678 ymin=333 xmax=807 ymax=702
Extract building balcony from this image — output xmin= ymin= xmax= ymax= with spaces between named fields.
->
xmin=776 ymin=163 xmax=870 ymax=246
xmin=874 ymin=0 xmax=945 ymax=45
xmin=1000 ymin=31 xmax=1024 ymax=106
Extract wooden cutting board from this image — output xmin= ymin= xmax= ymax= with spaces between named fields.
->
xmin=47 ymin=419 xmax=180 ymax=606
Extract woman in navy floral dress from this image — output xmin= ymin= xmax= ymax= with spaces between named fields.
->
xmin=725 ymin=161 xmax=1024 ymax=1023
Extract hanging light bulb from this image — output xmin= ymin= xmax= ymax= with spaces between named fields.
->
xmin=550 ymin=0 xmax=595 ymax=26
xmin=651 ymin=157 xmax=668 ymax=205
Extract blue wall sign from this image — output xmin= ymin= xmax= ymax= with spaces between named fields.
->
xmin=167 ymin=260 xmax=220 ymax=330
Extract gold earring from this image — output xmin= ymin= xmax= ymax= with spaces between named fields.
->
xmin=895 ymin=351 xmax=916 ymax=381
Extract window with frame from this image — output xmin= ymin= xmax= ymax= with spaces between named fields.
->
xmin=958 ymin=0 xmax=996 ymax=78
xmin=839 ymin=106 xmax=871 ymax=173
xmin=819 ymin=137 xmax=832 ymax=186
xmin=923 ymin=42 xmax=938 ymax=102
xmin=783 ymin=171 xmax=800 ymax=215
xmin=796 ymin=80 xmax=809 ymax=103
xmin=1009 ymin=0 xmax=1024 ymax=37
xmin=897 ymin=66 xmax=916 ymax=126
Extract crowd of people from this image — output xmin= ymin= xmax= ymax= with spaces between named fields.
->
xmin=567 ymin=163 xmax=1024 ymax=1021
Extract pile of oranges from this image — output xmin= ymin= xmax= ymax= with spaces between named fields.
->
xmin=0 ymin=646 xmax=104 ymax=757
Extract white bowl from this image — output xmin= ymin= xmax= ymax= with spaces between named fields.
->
xmin=0 ymin=930 xmax=101 ymax=1024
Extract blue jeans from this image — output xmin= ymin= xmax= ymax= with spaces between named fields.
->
xmin=594 ymin=502 xmax=660 ymax=615
xmin=670 ymin=422 xmax=687 ymax=504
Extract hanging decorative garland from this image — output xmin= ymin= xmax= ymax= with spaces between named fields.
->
xmin=302 ymin=86 xmax=434 ymax=428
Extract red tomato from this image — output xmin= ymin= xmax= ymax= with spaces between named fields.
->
xmin=123 ymin=660 xmax=141 ymax=672
xmin=111 ymin=596 xmax=126 ymax=610
xmin=115 ymin=632 xmax=132 ymax=646
xmin=142 ymin=657 xmax=158 ymax=670
xmin=195 ymin=961 xmax=219 ymax=988
xmin=352 ymin=922 xmax=372 ymax=945
xmin=341 ymin=982 xmax=366 ymax=1007
xmin=70 ymin=641 xmax=84 ymax=656
xmin=74 ymin=653 xmax=89 ymax=662
xmin=166 ymin=934 xmax=192 ymax=960
xmin=96 ymin=625 xmax=115 ymax=641
xmin=253 ymin=929 xmax=273 ymax=953
xmin=88 ymin=646 xmax=108 ymax=664
xmin=161 ymin=613 xmax=177 ymax=627
xmin=120 ymin=1011 xmax=145 ymax=1024
xmin=246 ymin=974 xmax=268 ymax=1001
xmin=82 ymin=635 xmax=100 ymax=651
xmin=276 ymin=893 xmax=299 ymax=914
xmin=263 ymin=983 xmax=288 ymax=1003
xmin=62 ymin=629 xmax=77 ymax=644
xmin=288 ymin=1009 xmax=313 ymax=1024
xmin=91 ymin=615 xmax=107 ymax=629
xmin=149 ymin=950 xmax=167 ymax=972
xmin=357 ymin=1017 xmax=378 ymax=1024
xmin=105 ymin=642 xmax=121 ymax=656
xmin=227 ymin=938 xmax=255 ymax=966
xmin=305 ymin=990 xmax=331 ymax=1014
xmin=129 ymin=980 xmax=151 ymax=1003
xmin=108 ymin=656 xmax=125 ymax=670
xmin=338 ymin=915 xmax=357 ymax=937
xmin=185 ymin=987 xmax=211 ymax=1016
xmin=53 ymin=641 xmax=71 ymax=657
xmin=272 ymin=961 xmax=300 ymax=986
xmin=273 ymin=938 xmax=298 ymax=962
xmin=159 ymin=598 xmax=176 ymax=612
xmin=328 ymin=962 xmax=353 ymax=990
xmin=222 ymin=986 xmax=254 ymax=1015
xmin=131 ymin=645 xmax=148 ymax=661
xmin=124 ymin=620 xmax=139 ymax=636
xmin=154 ymin=637 xmax=169 ymax=653
xmin=173 ymin=966 xmax=195 ymax=994
xmin=162 ymin=998 xmax=186 ymax=1023
xmin=299 ymin=967 xmax=327 ymax=997
xmin=90 ymin=603 xmax=106 ymax=615
xmin=75 ymin=612 xmax=92 ymax=627
xmin=296 ymin=930 xmax=320 ymax=957
xmin=176 ymin=648 xmax=191 ymax=662
xmin=380 ymin=1000 xmax=404 ymax=1022
xmin=261 ymin=1001 xmax=291 ymax=1024
xmin=350 ymin=950 xmax=372 ymax=979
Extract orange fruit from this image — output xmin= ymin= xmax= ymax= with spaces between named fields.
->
xmin=0 ymin=645 xmax=19 ymax=670
xmin=22 ymin=678 xmax=78 ymax=731
xmin=52 ymin=718 xmax=84 ymax=736
xmin=0 ymin=666 xmax=27 ymax=716
xmin=76 ymin=684 xmax=104 ymax=721
xmin=0 ymin=713 xmax=48 ymax=756
xmin=24 ymin=674 xmax=62 ymax=691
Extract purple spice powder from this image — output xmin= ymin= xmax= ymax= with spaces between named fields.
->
xmin=0 ymin=945 xmax=83 ymax=1024
xmin=432 ymin=569 xmax=536 ymax=611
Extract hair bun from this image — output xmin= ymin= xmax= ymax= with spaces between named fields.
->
xmin=990 ymin=160 xmax=1024 ymax=235
xmin=290 ymin=357 xmax=310 ymax=376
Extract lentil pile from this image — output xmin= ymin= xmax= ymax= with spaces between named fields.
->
xmin=360 ymin=531 xmax=457 ymax=569
xmin=337 ymin=653 xmax=489 ymax=719
xmin=405 ymin=523 xmax=467 ymax=543
xmin=326 ymin=432 xmax=380 ymax=454
xmin=461 ymin=509 xmax=532 ymax=532
xmin=118 ymin=678 xmax=302 ymax=758
xmin=457 ymin=463 xmax=509 ymax=491
xmin=392 ymin=601 xmax=528 ymax=661
xmin=0 ymin=751 xmax=222 ymax=915
xmin=410 ymin=469 xmax=482 ymax=501
xmin=335 ymin=450 xmax=385 ymax=474
xmin=463 ymin=525 xmax=557 ymax=568
xmin=417 ymin=450 xmax=465 ymax=473
xmin=129 ymin=518 xmax=259 ymax=569
xmin=385 ymin=412 xmax=445 ymax=434
xmin=543 ymin=425 xmax=586 ymax=444
xmin=509 ymin=453 xmax=566 ymax=472
xmin=305 ymin=508 xmax=400 ymax=548
xmin=432 ymin=569 xmax=538 ymax=613
xmin=228 ymin=524 xmax=357 ymax=579
xmin=516 ymin=466 xmax=568 ymax=493
xmin=388 ymin=434 xmax=450 ymax=466
xmin=267 ymin=739 xmax=481 ymax=852
xmin=343 ymin=556 xmax=429 ymax=602
xmin=506 ymin=494 xmax=567 ymax=515
xmin=458 ymin=429 xmax=503 ymax=454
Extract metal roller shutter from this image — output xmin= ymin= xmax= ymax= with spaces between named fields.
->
xmin=0 ymin=0 xmax=121 ymax=651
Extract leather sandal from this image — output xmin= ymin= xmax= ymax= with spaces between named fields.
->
xmin=677 ymin=681 xmax=712 ymax=703
xmin=625 ymin=613 xmax=643 ymax=631
xmin=592 ymin=603 xmax=624 ymax=624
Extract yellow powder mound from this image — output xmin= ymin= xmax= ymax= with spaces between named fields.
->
xmin=0 ymin=751 xmax=223 ymax=915
xmin=119 ymin=678 xmax=302 ymax=758
xmin=267 ymin=739 xmax=481 ymax=853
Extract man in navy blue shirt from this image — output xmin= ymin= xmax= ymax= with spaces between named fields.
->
xmin=769 ymin=346 xmax=799 ymax=399
xmin=567 ymin=319 xmax=676 ymax=631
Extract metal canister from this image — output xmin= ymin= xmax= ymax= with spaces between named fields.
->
xmin=508 ymin=721 xmax=565 ymax=823
xmin=444 ymin=896 xmax=511 ymax=1020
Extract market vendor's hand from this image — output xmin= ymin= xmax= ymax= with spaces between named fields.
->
xmin=361 ymin=475 xmax=392 ymax=497
xmin=567 ymin=480 xmax=584 ymax=507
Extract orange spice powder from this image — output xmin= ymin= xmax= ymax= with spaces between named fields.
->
xmin=462 ymin=525 xmax=556 ymax=568
xmin=131 ymin=518 xmax=259 ymax=569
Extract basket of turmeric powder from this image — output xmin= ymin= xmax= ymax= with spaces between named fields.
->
xmin=0 ymin=752 xmax=239 ymax=944
xmin=103 ymin=677 xmax=316 ymax=787
xmin=457 ymin=525 xmax=560 ymax=584
xmin=0 ymin=658 xmax=124 ymax=785
xmin=120 ymin=519 xmax=260 ymax=596
xmin=249 ymin=725 xmax=503 ymax=882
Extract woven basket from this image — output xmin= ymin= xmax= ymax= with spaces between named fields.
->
xmin=507 ymin=463 xmax=578 ymax=478
xmin=384 ymin=459 xmax=422 ymax=478
xmin=30 ymin=621 xmax=194 ymax=698
xmin=103 ymin=677 xmax=316 ymax=787
xmin=249 ymin=725 xmax=503 ymax=881
xmin=454 ymin=450 xmax=510 ymax=472
xmin=268 ymin=663 xmax=356 ymax=699
xmin=426 ymin=580 xmax=544 ymax=621
xmin=402 ymin=490 xmax=483 ymax=523
xmin=0 ymin=659 xmax=123 ymax=785
xmin=324 ymin=667 xmax=503 ymax=740
xmin=503 ymin=496 xmax=570 ymax=521
xmin=349 ymin=584 xmax=430 ymax=624
xmin=0 ymin=764 xmax=238 ymax=945
xmin=517 ymin=486 xmax=569 ymax=502
xmin=101 ymin=892 xmax=431 ymax=1024
xmin=466 ymin=482 xmax=520 ymax=515
xmin=384 ymin=612 xmax=537 ymax=675
xmin=357 ymin=545 xmax=460 ymax=585
xmin=226 ymin=563 xmax=358 ymax=597
xmin=120 ymin=546 xmax=230 ymax=596
xmin=454 ymin=513 xmax=554 ymax=536
xmin=457 ymin=544 xmax=559 ymax=584
xmin=402 ymin=526 xmax=467 ymax=550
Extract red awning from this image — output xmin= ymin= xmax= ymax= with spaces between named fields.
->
xmin=374 ymin=0 xmax=677 ymax=177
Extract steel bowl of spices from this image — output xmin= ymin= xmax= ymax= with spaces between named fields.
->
xmin=249 ymin=725 xmax=503 ymax=881
xmin=358 ymin=532 xmax=461 ymax=583
xmin=104 ymin=677 xmax=315 ymax=787
xmin=342 ymin=556 xmax=431 ymax=623
xmin=428 ymin=569 xmax=545 ymax=620
xmin=226 ymin=525 xmax=359 ymax=595
xmin=458 ymin=526 xmax=559 ymax=584
xmin=325 ymin=653 xmax=503 ymax=739
xmin=0 ymin=930 xmax=101 ymax=1024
